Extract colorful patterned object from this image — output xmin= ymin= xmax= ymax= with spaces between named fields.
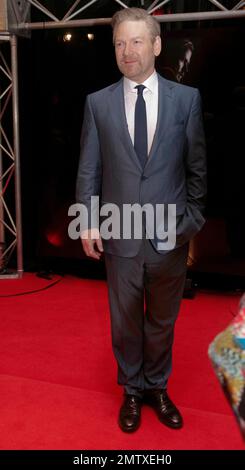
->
xmin=208 ymin=294 xmax=245 ymax=441
xmin=231 ymin=304 xmax=245 ymax=350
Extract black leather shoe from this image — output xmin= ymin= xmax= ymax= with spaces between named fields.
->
xmin=118 ymin=395 xmax=142 ymax=433
xmin=144 ymin=390 xmax=183 ymax=429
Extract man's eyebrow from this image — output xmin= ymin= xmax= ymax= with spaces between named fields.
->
xmin=115 ymin=36 xmax=144 ymax=41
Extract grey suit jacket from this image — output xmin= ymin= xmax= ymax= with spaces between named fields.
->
xmin=76 ymin=73 xmax=207 ymax=256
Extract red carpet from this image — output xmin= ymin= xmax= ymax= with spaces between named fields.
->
xmin=0 ymin=273 xmax=244 ymax=449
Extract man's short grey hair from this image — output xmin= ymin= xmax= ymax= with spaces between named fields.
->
xmin=111 ymin=7 xmax=161 ymax=43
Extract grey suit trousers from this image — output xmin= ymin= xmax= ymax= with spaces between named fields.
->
xmin=104 ymin=239 xmax=189 ymax=398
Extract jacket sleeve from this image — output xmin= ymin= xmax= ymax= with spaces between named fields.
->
xmin=184 ymin=88 xmax=207 ymax=229
xmin=186 ymin=90 xmax=207 ymax=212
xmin=175 ymin=89 xmax=207 ymax=245
xmin=76 ymin=95 xmax=102 ymax=229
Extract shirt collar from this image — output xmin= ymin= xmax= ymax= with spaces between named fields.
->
xmin=123 ymin=70 xmax=158 ymax=94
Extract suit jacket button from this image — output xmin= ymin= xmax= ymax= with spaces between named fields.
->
xmin=141 ymin=175 xmax=148 ymax=181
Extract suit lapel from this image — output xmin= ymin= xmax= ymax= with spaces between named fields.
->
xmin=108 ymin=79 xmax=142 ymax=171
xmin=145 ymin=74 xmax=174 ymax=169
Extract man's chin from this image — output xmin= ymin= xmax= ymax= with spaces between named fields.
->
xmin=119 ymin=65 xmax=140 ymax=79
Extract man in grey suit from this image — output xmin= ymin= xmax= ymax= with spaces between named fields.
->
xmin=76 ymin=8 xmax=206 ymax=433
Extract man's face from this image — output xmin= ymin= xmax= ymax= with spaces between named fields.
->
xmin=114 ymin=20 xmax=161 ymax=83
xmin=176 ymin=48 xmax=192 ymax=82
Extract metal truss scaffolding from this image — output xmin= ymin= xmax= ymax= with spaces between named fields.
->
xmin=0 ymin=0 xmax=245 ymax=278
xmin=13 ymin=0 xmax=245 ymax=30
xmin=0 ymin=33 xmax=22 ymax=278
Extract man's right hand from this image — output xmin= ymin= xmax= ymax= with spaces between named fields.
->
xmin=80 ymin=228 xmax=103 ymax=260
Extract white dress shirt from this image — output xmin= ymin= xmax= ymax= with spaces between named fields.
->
xmin=123 ymin=70 xmax=158 ymax=155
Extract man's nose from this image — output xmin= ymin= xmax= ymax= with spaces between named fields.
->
xmin=123 ymin=43 xmax=132 ymax=56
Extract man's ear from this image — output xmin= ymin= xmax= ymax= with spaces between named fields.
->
xmin=154 ymin=36 xmax=162 ymax=57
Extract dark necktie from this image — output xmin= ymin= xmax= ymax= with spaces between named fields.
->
xmin=134 ymin=84 xmax=148 ymax=169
